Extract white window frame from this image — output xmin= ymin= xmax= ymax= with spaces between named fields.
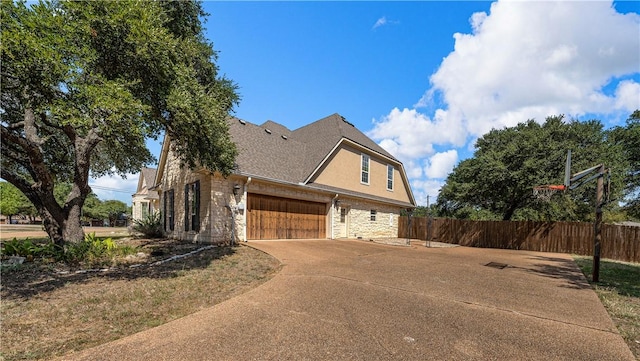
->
xmin=386 ymin=164 xmax=394 ymax=191
xmin=370 ymin=209 xmax=377 ymax=221
xmin=361 ymin=153 xmax=370 ymax=185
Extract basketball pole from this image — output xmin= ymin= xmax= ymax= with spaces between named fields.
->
xmin=539 ymin=149 xmax=608 ymax=283
xmin=593 ymin=164 xmax=604 ymax=283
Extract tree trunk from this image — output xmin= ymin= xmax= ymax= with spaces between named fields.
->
xmin=502 ymin=203 xmax=518 ymax=221
xmin=2 ymin=93 xmax=97 ymax=247
xmin=63 ymin=210 xmax=84 ymax=243
xmin=38 ymin=203 xmax=85 ymax=246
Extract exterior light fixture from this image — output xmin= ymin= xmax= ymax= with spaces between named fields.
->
xmin=233 ymin=184 xmax=241 ymax=196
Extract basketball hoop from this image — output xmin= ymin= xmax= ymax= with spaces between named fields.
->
xmin=533 ymin=185 xmax=566 ymax=202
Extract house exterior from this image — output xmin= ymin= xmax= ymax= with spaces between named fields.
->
xmin=131 ymin=167 xmax=159 ymax=221
xmin=154 ymin=113 xmax=416 ymax=243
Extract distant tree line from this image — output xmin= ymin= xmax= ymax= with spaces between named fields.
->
xmin=0 ymin=181 xmax=129 ymax=226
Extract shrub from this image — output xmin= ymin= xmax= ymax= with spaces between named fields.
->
xmin=132 ymin=211 xmax=164 ymax=238
xmin=1 ymin=238 xmax=59 ymax=260
xmin=61 ymin=233 xmax=125 ymax=265
xmin=1 ymin=234 xmax=137 ymax=267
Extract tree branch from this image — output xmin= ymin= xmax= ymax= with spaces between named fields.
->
xmin=23 ymin=104 xmax=46 ymax=146
xmin=39 ymin=112 xmax=66 ymax=131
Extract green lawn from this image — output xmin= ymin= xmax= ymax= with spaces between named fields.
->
xmin=573 ymin=256 xmax=640 ymax=359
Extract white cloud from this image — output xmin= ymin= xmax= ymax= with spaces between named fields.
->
xmin=370 ymin=0 xmax=639 ymax=206
xmin=424 ymin=150 xmax=458 ymax=179
xmin=368 ymin=107 xmax=466 ymax=162
xmin=425 ymin=0 xmax=639 ymax=136
xmin=615 ymin=80 xmax=640 ymax=111
xmin=404 ymin=159 xmax=424 ymax=180
xmin=372 ymin=16 xmax=399 ymax=30
xmin=89 ymin=173 xmax=139 ymax=205
xmin=410 ymin=179 xmax=443 ymax=206
xmin=372 ymin=16 xmax=387 ymax=30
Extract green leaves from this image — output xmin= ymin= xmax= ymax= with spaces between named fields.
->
xmin=437 ymin=115 xmax=630 ymax=221
xmin=1 ymin=0 xmax=238 ymax=243
xmin=0 ymin=182 xmax=33 ymax=218
xmin=133 ymin=211 xmax=164 ymax=239
xmin=609 ymin=111 xmax=640 ymax=220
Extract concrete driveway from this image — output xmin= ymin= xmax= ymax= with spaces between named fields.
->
xmin=62 ymin=239 xmax=634 ymax=360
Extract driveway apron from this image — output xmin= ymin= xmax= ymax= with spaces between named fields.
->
xmin=61 ymin=239 xmax=635 ymax=361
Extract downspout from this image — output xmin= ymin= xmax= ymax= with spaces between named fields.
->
xmin=331 ymin=194 xmax=339 ymax=240
xmin=243 ymin=177 xmax=251 ymax=242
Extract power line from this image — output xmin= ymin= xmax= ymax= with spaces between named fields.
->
xmin=88 ymin=184 xmax=136 ymax=194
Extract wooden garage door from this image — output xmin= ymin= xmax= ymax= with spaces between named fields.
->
xmin=247 ymin=194 xmax=326 ymax=240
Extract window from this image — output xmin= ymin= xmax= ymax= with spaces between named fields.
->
xmin=370 ymin=209 xmax=377 ymax=221
xmin=361 ymin=154 xmax=370 ymax=184
xmin=141 ymin=202 xmax=149 ymax=218
xmin=184 ymin=181 xmax=200 ymax=232
xmin=387 ymin=165 xmax=394 ymax=191
xmin=164 ymin=190 xmax=174 ymax=231
xmin=340 ymin=208 xmax=347 ymax=223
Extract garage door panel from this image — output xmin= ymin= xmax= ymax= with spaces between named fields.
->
xmin=247 ymin=194 xmax=326 ymax=240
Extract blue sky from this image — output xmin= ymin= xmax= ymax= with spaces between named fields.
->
xmin=93 ymin=0 xmax=640 ymax=206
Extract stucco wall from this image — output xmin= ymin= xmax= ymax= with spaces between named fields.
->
xmin=131 ymin=196 xmax=158 ymax=222
xmin=311 ymin=144 xmax=412 ymax=204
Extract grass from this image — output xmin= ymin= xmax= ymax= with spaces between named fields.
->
xmin=573 ymin=256 xmax=640 ymax=359
xmin=1 ymin=241 xmax=281 ymax=361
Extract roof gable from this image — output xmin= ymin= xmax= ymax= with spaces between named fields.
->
xmin=291 ymin=114 xmax=397 ymax=180
xmin=135 ymin=167 xmax=157 ymax=194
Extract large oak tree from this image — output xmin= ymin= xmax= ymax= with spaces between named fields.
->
xmin=610 ymin=110 xmax=640 ymax=219
xmin=436 ymin=115 xmax=629 ymax=221
xmin=1 ymin=0 xmax=238 ymax=245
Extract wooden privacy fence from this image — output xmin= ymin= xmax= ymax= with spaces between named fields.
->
xmin=398 ymin=217 xmax=640 ymax=263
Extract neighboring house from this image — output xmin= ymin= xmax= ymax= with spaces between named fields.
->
xmin=155 ymin=113 xmax=416 ymax=243
xmin=131 ymin=167 xmax=159 ymax=221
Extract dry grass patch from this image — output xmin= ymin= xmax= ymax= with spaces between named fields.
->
xmin=573 ymin=256 xmax=640 ymax=359
xmin=1 ymin=239 xmax=280 ymax=361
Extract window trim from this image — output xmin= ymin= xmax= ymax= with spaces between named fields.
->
xmin=370 ymin=209 xmax=377 ymax=222
xmin=361 ymin=153 xmax=370 ymax=185
xmin=386 ymin=164 xmax=394 ymax=191
xmin=184 ymin=180 xmax=200 ymax=232
xmin=165 ymin=189 xmax=174 ymax=231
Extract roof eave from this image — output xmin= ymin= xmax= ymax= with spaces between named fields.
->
xmin=237 ymin=171 xmax=414 ymax=208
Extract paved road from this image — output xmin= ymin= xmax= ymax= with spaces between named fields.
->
xmin=61 ymin=240 xmax=634 ymax=360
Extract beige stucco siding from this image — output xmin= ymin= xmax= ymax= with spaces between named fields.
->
xmin=311 ymin=145 xmax=411 ymax=203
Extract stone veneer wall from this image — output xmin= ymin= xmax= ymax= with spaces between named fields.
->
xmin=160 ymin=148 xmax=242 ymax=243
xmin=331 ymin=197 xmax=400 ymax=239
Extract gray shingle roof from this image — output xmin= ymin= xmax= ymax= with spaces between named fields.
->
xmin=141 ymin=167 xmax=157 ymax=188
xmin=228 ymin=118 xmax=307 ymax=183
xmin=228 ymin=113 xmax=398 ymax=184
xmin=135 ymin=167 xmax=159 ymax=199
